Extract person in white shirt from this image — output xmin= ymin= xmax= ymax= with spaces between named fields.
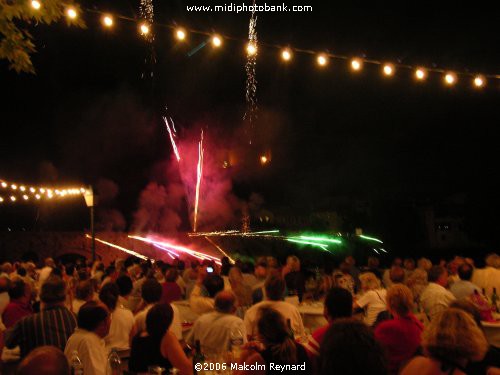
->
xmin=353 ymin=272 xmax=387 ymax=327
xmin=187 ymin=291 xmax=247 ymax=355
xmin=450 ymin=263 xmax=480 ymax=300
xmin=99 ymin=282 xmax=134 ymax=352
xmin=244 ymin=272 xmax=305 ymax=340
xmin=64 ymin=301 xmax=111 ymax=375
xmin=189 ymin=274 xmax=225 ymax=315
xmin=420 ymin=266 xmax=456 ymax=320
xmin=130 ymin=278 xmax=183 ymax=342
xmin=472 ymin=253 xmax=500 ymax=297
xmin=38 ymin=258 xmax=55 ymax=286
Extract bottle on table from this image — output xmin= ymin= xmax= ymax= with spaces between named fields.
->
xmin=492 ymin=288 xmax=499 ymax=313
xmin=107 ymin=348 xmax=122 ymax=375
xmin=229 ymin=328 xmax=244 ymax=361
xmin=70 ymin=350 xmax=83 ymax=375
xmin=193 ymin=340 xmax=205 ymax=375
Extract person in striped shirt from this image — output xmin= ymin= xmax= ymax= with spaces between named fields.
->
xmin=4 ymin=276 xmax=77 ymax=356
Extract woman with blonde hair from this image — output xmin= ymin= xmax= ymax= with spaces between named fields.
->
xmin=375 ymin=284 xmax=423 ymax=374
xmin=406 ymin=268 xmax=428 ymax=305
xmin=401 ymin=308 xmax=488 ymax=375
xmin=353 ymin=272 xmax=387 ymax=326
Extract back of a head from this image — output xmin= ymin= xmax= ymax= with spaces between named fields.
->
xmin=423 ymin=308 xmax=488 ymax=363
xmin=286 ymin=256 xmax=300 ymax=272
xmin=99 ymin=282 xmax=120 ymax=311
xmin=202 ymin=274 xmax=224 ymax=298
xmin=75 ymin=280 xmax=94 ymax=301
xmin=359 ymin=272 xmax=381 ymax=290
xmin=77 ymin=301 xmax=109 ymax=332
xmin=40 ymin=276 xmax=66 ymax=304
xmin=257 ymin=307 xmax=297 ymax=364
xmin=165 ymin=268 xmax=178 ymax=282
xmin=324 ymin=287 xmax=353 ymax=319
xmin=146 ymin=303 xmax=173 ymax=341
xmin=428 ymin=266 xmax=446 ymax=283
xmin=214 ymin=291 xmax=236 ymax=314
xmin=265 ymin=272 xmax=285 ymax=301
xmin=141 ymin=277 xmax=163 ymax=304
xmin=319 ymin=319 xmax=387 ymax=375
xmin=17 ymin=346 xmax=70 ymax=375
xmin=116 ymin=274 xmax=133 ymax=296
xmin=389 ymin=266 xmax=406 ymax=284
xmin=449 ymin=300 xmax=483 ymax=328
xmin=457 ymin=263 xmax=473 ymax=281
xmin=485 ymin=253 xmax=499 ymax=268
xmin=8 ymin=278 xmax=26 ymax=300
xmin=386 ymin=284 xmax=414 ymax=316
xmin=45 ymin=258 xmax=55 ymax=268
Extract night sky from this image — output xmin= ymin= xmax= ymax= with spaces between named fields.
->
xmin=1 ymin=1 xmax=500 ymax=251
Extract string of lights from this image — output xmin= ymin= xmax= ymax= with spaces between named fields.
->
xmin=0 ymin=178 xmax=87 ymax=204
xmin=26 ymin=0 xmax=498 ymax=90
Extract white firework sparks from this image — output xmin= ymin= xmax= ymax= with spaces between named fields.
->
xmin=243 ymin=0 xmax=258 ymax=144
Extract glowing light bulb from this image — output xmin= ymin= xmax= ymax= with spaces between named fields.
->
xmin=176 ymin=28 xmax=186 ymax=40
xmin=35 ymin=194 xmax=41 ymax=200
xmin=140 ymin=23 xmax=150 ymax=35
xmin=383 ymin=64 xmax=394 ymax=76
xmin=40 ymin=188 xmax=45 ymax=193
xmin=31 ymin=0 xmax=41 ymax=10
xmin=473 ymin=75 xmax=485 ymax=88
xmin=66 ymin=7 xmax=77 ymax=19
xmin=30 ymin=187 xmax=36 ymax=193
xmin=102 ymin=15 xmax=113 ymax=27
xmin=317 ymin=54 xmax=328 ymax=66
xmin=11 ymin=184 xmax=17 ymax=190
xmin=0 ymin=197 xmax=3 ymax=202
xmin=10 ymin=196 xmax=16 ymax=202
xmin=20 ymin=186 xmax=26 ymax=192
xmin=415 ymin=68 xmax=426 ymax=80
xmin=260 ymin=155 xmax=269 ymax=165
xmin=80 ymin=188 xmax=86 ymax=193
xmin=281 ymin=49 xmax=292 ymax=61
xmin=1 ymin=182 xmax=7 ymax=188
xmin=212 ymin=35 xmax=222 ymax=47
xmin=445 ymin=73 xmax=456 ymax=85
xmin=351 ymin=58 xmax=362 ymax=71
xmin=23 ymin=195 xmax=29 ymax=200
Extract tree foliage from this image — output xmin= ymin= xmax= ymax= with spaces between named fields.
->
xmin=0 ymin=0 xmax=84 ymax=73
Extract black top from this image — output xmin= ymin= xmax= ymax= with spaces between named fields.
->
xmin=284 ymin=271 xmax=305 ymax=302
xmin=260 ymin=342 xmax=311 ymax=375
xmin=129 ymin=334 xmax=172 ymax=374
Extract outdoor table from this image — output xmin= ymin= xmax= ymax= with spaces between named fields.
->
xmin=297 ymin=302 xmax=327 ymax=333
xmin=483 ymin=313 xmax=500 ymax=348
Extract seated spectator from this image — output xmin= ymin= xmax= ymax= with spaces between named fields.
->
xmin=404 ymin=258 xmax=416 ymax=279
xmin=389 ymin=266 xmax=406 ymax=285
xmin=5 ymin=276 xmax=77 ymax=356
xmin=237 ymin=307 xmax=311 ymax=375
xmin=251 ymin=259 xmax=268 ymax=304
xmin=405 ymin=268 xmax=428 ymax=305
xmin=2 ymin=277 xmax=32 ymax=328
xmin=17 ymin=346 xmax=70 ymax=375
xmin=318 ymin=318 xmax=387 ymax=375
xmin=129 ymin=303 xmax=193 ymax=375
xmin=383 ymin=258 xmax=403 ymax=288
xmin=450 ymin=263 xmax=480 ymax=300
xmin=353 ymin=272 xmax=387 ymax=327
xmin=38 ymin=258 xmax=55 ymax=285
xmin=472 ymin=253 xmax=500 ymax=297
xmin=244 ymin=272 xmax=305 ymax=339
xmin=72 ymin=280 xmax=94 ymax=315
xmin=229 ymin=267 xmax=253 ymax=310
xmin=241 ymin=262 xmax=258 ymax=288
xmin=420 ymin=266 xmax=456 ymax=320
xmin=161 ymin=268 xmax=183 ymax=304
xmin=131 ymin=278 xmax=182 ymax=341
xmin=304 ymin=287 xmax=352 ymax=359
xmin=333 ymin=262 xmax=355 ymax=295
xmin=417 ymin=258 xmax=433 ymax=272
xmin=283 ymin=256 xmax=306 ymax=302
xmin=362 ymin=256 xmax=383 ymax=280
xmin=401 ymin=308 xmax=488 ymax=375
xmin=115 ymin=274 xmax=134 ymax=310
xmin=374 ymin=285 xmax=423 ymax=374
xmin=99 ymin=282 xmax=134 ymax=351
xmin=190 ymin=274 xmax=225 ymax=315
xmin=187 ymin=291 xmax=247 ymax=355
xmin=183 ymin=260 xmax=200 ymax=299
xmin=64 ymin=301 xmax=110 ymax=375
xmin=0 ymin=276 xmax=10 ymax=317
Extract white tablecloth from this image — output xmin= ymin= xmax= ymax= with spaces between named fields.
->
xmin=298 ymin=303 xmax=327 ymax=333
xmin=483 ymin=320 xmax=500 ymax=348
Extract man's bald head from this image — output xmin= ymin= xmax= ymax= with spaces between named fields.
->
xmin=214 ymin=291 xmax=236 ymax=314
xmin=17 ymin=346 xmax=70 ymax=375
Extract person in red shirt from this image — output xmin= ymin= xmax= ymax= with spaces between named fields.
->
xmin=161 ymin=268 xmax=183 ymax=304
xmin=2 ymin=278 xmax=33 ymax=329
xmin=374 ymin=284 xmax=423 ymax=375
xmin=304 ymin=287 xmax=353 ymax=361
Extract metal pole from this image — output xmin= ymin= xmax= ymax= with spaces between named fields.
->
xmin=91 ymin=205 xmax=95 ymax=262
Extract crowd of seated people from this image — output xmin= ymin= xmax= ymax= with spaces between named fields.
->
xmin=0 ymin=252 xmax=498 ymax=375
